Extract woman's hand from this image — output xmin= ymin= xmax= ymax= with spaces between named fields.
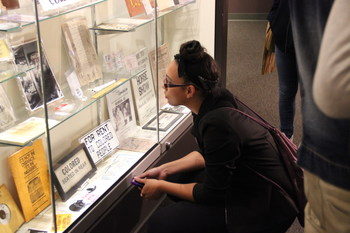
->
xmin=134 ymin=177 xmax=163 ymax=200
xmin=135 ymin=151 xmax=205 ymax=181
xmin=135 ymin=166 xmax=168 ymax=180
xmin=134 ymin=177 xmax=196 ymax=202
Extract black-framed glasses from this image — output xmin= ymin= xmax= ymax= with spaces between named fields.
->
xmin=163 ymin=83 xmax=191 ymax=89
xmin=163 ymin=75 xmax=192 ymax=89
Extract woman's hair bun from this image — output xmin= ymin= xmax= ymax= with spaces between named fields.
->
xmin=179 ymin=40 xmax=205 ymax=63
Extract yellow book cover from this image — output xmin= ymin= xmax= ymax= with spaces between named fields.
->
xmin=0 ymin=185 xmax=25 ymax=233
xmin=8 ymin=139 xmax=51 ymax=222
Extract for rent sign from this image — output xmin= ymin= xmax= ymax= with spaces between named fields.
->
xmin=80 ymin=119 xmax=119 ymax=164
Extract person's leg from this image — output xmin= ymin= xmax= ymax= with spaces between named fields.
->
xmin=147 ymin=201 xmax=227 ymax=233
xmin=304 ymin=170 xmax=350 ymax=233
xmin=275 ymin=46 xmax=299 ymax=139
xmin=303 ymin=170 xmax=325 ymax=233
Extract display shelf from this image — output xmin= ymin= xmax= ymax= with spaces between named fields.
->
xmin=0 ymin=0 xmax=107 ymax=32
xmin=0 ymin=69 xmax=187 ymax=148
xmin=0 ymin=0 xmax=216 ymax=232
xmin=46 ymin=76 xmax=131 ymax=128
xmin=91 ymin=17 xmax=153 ymax=33
xmin=0 ymin=73 xmax=134 ymax=147
xmin=91 ymin=0 xmax=195 ymax=33
xmin=9 ymin=112 xmax=191 ymax=232
xmin=16 ymin=149 xmax=145 ymax=233
xmin=0 ymin=67 xmax=26 ymax=83
xmin=60 ymin=114 xmax=193 ymax=233
xmin=157 ymin=0 xmax=196 ymax=18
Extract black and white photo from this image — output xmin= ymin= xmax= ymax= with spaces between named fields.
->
xmin=12 ymin=40 xmax=63 ymax=111
xmin=106 ymin=80 xmax=137 ymax=138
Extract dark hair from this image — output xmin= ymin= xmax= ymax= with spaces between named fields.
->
xmin=174 ymin=40 xmax=220 ymax=95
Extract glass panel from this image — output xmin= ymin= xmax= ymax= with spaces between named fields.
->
xmin=154 ymin=0 xmax=199 ymax=140
xmin=90 ymin=1 xmax=194 ymax=33
xmin=0 ymin=0 xmax=107 ymax=32
xmin=0 ymin=7 xmax=53 ymax=231
xmin=0 ymin=0 xmax=211 ymax=232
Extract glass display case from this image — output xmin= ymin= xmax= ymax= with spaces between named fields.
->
xmin=0 ymin=0 xmax=216 ymax=232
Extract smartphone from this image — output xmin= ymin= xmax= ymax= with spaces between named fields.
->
xmin=131 ymin=178 xmax=144 ymax=188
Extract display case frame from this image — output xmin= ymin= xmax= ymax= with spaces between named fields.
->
xmin=0 ymin=0 xmax=223 ymax=232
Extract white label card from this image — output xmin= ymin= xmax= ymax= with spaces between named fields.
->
xmin=65 ymin=70 xmax=84 ymax=100
xmin=80 ymin=120 xmax=119 ymax=164
xmin=38 ymin=0 xmax=81 ymax=12
xmin=55 ymin=148 xmax=93 ymax=193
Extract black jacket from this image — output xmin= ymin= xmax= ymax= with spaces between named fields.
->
xmin=267 ymin=0 xmax=294 ymax=53
xmin=192 ymin=88 xmax=297 ymax=232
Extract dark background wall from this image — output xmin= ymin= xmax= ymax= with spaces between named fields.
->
xmin=228 ymin=0 xmax=273 ymax=13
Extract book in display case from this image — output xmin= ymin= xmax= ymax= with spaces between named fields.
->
xmin=0 ymin=0 xmax=218 ymax=232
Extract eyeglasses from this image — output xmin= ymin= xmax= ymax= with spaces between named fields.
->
xmin=163 ymin=76 xmax=192 ymax=89
xmin=163 ymin=83 xmax=191 ymax=89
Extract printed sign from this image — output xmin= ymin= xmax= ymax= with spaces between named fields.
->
xmin=53 ymin=144 xmax=96 ymax=201
xmin=38 ymin=0 xmax=81 ymax=12
xmin=80 ymin=119 xmax=119 ymax=164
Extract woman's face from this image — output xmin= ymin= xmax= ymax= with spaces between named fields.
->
xmin=163 ymin=60 xmax=189 ymax=106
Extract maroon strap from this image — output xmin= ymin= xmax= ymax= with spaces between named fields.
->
xmin=230 ymin=108 xmax=274 ymax=131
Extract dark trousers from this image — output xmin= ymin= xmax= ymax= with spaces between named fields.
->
xmin=146 ymin=171 xmax=295 ymax=233
xmin=147 ymin=170 xmax=227 ymax=233
xmin=146 ymin=200 xmax=295 ymax=233
xmin=147 ymin=200 xmax=227 ymax=233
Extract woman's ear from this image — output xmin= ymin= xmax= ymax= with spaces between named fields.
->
xmin=186 ymin=85 xmax=196 ymax=98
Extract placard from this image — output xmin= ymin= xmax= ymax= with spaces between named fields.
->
xmin=142 ymin=110 xmax=183 ymax=131
xmin=53 ymin=144 xmax=96 ymax=201
xmin=79 ymin=119 xmax=119 ymax=164
xmin=127 ymin=47 xmax=157 ymax=126
xmin=106 ymin=80 xmax=137 ymax=138
xmin=38 ymin=0 xmax=80 ymax=12
xmin=8 ymin=139 xmax=51 ymax=222
xmin=131 ymin=69 xmax=157 ymax=126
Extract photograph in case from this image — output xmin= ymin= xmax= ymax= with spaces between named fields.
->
xmin=12 ymin=40 xmax=63 ymax=111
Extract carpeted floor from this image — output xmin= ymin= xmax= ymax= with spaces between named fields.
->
xmin=226 ymin=20 xmax=302 ymax=146
xmin=226 ymin=19 xmax=304 ymax=233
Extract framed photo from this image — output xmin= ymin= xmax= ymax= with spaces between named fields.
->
xmin=53 ymin=144 xmax=96 ymax=201
xmin=142 ymin=111 xmax=183 ymax=131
